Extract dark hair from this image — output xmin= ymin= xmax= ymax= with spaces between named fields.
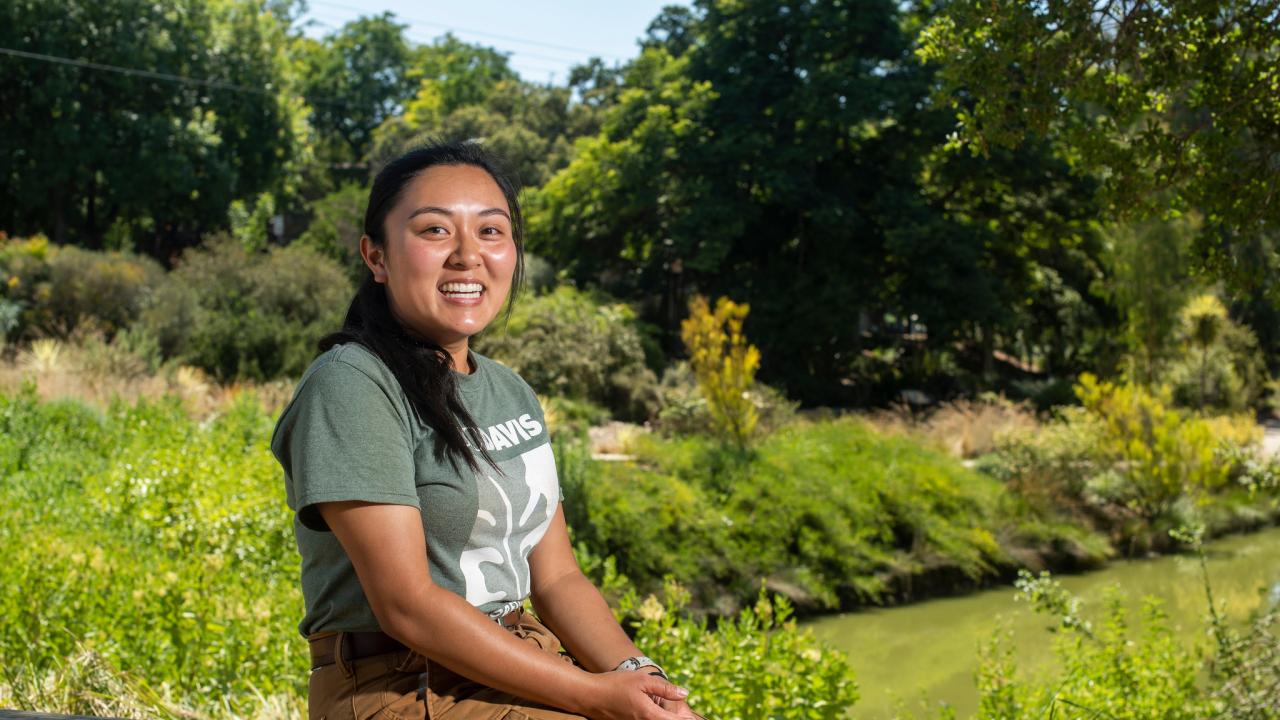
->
xmin=320 ymin=141 xmax=525 ymax=473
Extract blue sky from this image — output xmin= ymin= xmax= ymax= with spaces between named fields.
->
xmin=298 ymin=0 xmax=692 ymax=84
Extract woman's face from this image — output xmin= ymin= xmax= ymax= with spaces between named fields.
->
xmin=364 ymin=164 xmax=518 ymax=350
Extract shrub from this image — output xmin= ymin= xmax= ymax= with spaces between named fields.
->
xmin=973 ymin=570 xmax=1213 ymax=720
xmin=627 ymin=583 xmax=860 ymax=719
xmin=476 ymin=285 xmax=660 ymax=420
xmin=294 ymin=182 xmax=367 ymax=283
xmin=870 ymin=394 xmax=1039 ymax=459
xmin=1 ymin=235 xmax=164 ymax=341
xmin=1165 ymin=293 xmax=1266 ymax=412
xmin=655 ymin=360 xmax=797 ymax=439
xmin=1076 ymin=373 xmax=1230 ymax=519
xmin=563 ymin=417 xmax=1042 ymax=611
xmin=981 ymin=376 xmax=1272 ymax=553
xmin=680 ymin=295 xmax=760 ymax=448
xmin=139 ymin=236 xmax=352 ymax=381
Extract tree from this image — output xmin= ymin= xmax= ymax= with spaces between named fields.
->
xmin=917 ymin=0 xmax=1280 ymax=296
xmin=0 ymin=0 xmax=301 ymax=257
xmin=529 ymin=0 xmax=1103 ymax=402
xmin=300 ymin=13 xmax=414 ymax=166
xmin=370 ymin=36 xmax=583 ymax=187
xmin=404 ymin=33 xmax=520 ymax=125
xmin=1101 ymin=218 xmax=1195 ymax=385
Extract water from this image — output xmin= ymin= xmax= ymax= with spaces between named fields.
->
xmin=805 ymin=525 xmax=1280 ymax=719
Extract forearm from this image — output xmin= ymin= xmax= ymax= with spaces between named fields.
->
xmin=380 ymin=583 xmax=599 ymax=714
xmin=531 ymin=569 xmax=644 ymax=674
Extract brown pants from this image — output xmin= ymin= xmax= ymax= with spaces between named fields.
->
xmin=308 ymin=613 xmax=586 ymax=720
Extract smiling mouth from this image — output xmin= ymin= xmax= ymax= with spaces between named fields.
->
xmin=439 ymin=281 xmax=485 ymax=301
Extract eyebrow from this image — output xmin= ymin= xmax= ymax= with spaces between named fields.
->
xmin=406 ymin=206 xmax=511 ymax=220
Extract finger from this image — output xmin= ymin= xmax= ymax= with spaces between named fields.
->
xmin=642 ymin=675 xmax=691 ymax=702
xmin=659 ymin=698 xmax=699 ymax=719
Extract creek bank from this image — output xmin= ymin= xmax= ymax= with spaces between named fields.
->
xmin=771 ymin=502 xmax=1280 ymax=620
xmin=804 ymin=524 xmax=1280 ymax=720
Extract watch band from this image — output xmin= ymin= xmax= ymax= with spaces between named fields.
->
xmin=615 ymin=655 xmax=667 ymax=680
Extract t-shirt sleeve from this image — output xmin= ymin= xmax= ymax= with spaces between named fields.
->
xmin=274 ymin=360 xmax=419 ymax=532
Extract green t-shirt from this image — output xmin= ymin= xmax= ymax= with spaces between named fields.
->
xmin=270 ymin=342 xmax=560 ymax=638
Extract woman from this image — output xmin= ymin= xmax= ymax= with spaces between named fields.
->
xmin=271 ymin=142 xmax=700 ymax=720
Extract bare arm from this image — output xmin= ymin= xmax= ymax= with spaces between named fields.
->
xmin=529 ymin=505 xmax=697 ymax=719
xmin=528 ymin=505 xmax=644 ymax=672
xmin=318 ymin=500 xmax=687 ymax=720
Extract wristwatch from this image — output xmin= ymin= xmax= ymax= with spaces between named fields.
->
xmin=615 ymin=655 xmax=668 ymax=680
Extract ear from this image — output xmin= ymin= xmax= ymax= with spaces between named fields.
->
xmin=359 ymin=235 xmax=388 ymax=283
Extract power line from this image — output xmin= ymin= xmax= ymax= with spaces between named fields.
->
xmin=304 ymin=16 xmax=580 ymax=83
xmin=306 ymin=0 xmax=628 ymax=61
xmin=0 ymin=46 xmax=355 ymax=109
xmin=306 ymin=11 xmax=591 ymax=67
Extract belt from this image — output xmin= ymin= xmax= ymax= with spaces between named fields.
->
xmin=309 ymin=607 xmax=524 ymax=669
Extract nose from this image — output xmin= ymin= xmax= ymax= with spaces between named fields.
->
xmin=446 ymin=229 xmax=481 ymax=269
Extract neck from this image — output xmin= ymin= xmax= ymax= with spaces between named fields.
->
xmin=445 ymin=341 xmax=472 ymax=375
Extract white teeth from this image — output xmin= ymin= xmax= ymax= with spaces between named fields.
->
xmin=440 ymin=282 xmax=483 ymax=293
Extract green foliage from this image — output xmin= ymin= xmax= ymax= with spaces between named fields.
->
xmin=680 ymin=295 xmax=760 ymax=448
xmin=0 ymin=235 xmax=164 ymax=341
xmin=0 ymin=388 xmax=861 ymax=717
xmin=973 ymin=571 xmax=1213 ymax=720
xmin=1166 ymin=293 xmax=1267 ymax=412
xmin=139 ymin=236 xmax=351 ymax=381
xmin=405 ymin=34 xmax=519 ymax=123
xmin=561 ymin=417 xmax=1089 ymax=612
xmin=299 ymin=13 xmax=414 ymax=164
xmin=655 ymin=360 xmax=797 ymax=440
xmin=0 ymin=388 xmax=302 ymax=717
xmin=981 ymin=376 xmax=1276 ymax=553
xmin=970 ymin=532 xmax=1280 ymax=720
xmin=1101 ymin=219 xmax=1194 ymax=385
xmin=373 ymin=68 xmax=582 ymax=188
xmin=227 ymin=191 xmax=278 ymax=253
xmin=475 ymin=285 xmax=659 ymax=421
xmin=627 ymin=584 xmax=860 ymax=719
xmin=917 ymin=0 xmax=1280 ymax=296
xmin=294 ymin=182 xmax=368 ymax=281
xmin=526 ymin=0 xmax=1119 ymax=403
xmin=0 ymin=0 xmax=303 ymax=251
xmin=1076 ymin=373 xmax=1229 ymax=519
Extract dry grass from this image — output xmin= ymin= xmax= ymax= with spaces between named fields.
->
xmin=0 ymin=339 xmax=295 ymax=419
xmin=0 ymin=646 xmax=305 ymax=720
xmin=868 ymin=394 xmax=1040 ymax=458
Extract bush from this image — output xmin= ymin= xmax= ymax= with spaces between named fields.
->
xmin=980 ymin=376 xmax=1274 ymax=553
xmin=294 ymin=182 xmax=367 ymax=283
xmin=476 ymin=285 xmax=660 ymax=420
xmin=1076 ymin=373 xmax=1230 ymax=519
xmin=655 ymin=360 xmax=797 ymax=439
xmin=626 ymin=584 xmax=859 ymax=719
xmin=139 ymin=236 xmax=352 ymax=381
xmin=870 ymin=394 xmax=1039 ymax=459
xmin=562 ymin=417 xmax=1070 ymax=612
xmin=681 ymin=295 xmax=760 ymax=448
xmin=1 ymin=235 xmax=164 ymax=341
xmin=1165 ymin=293 xmax=1266 ymax=412
xmin=973 ymin=570 xmax=1213 ymax=720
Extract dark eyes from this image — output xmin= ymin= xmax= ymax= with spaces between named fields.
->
xmin=415 ymin=225 xmax=504 ymax=237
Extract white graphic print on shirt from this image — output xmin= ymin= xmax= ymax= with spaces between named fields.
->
xmin=458 ymin=441 xmax=558 ymax=606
